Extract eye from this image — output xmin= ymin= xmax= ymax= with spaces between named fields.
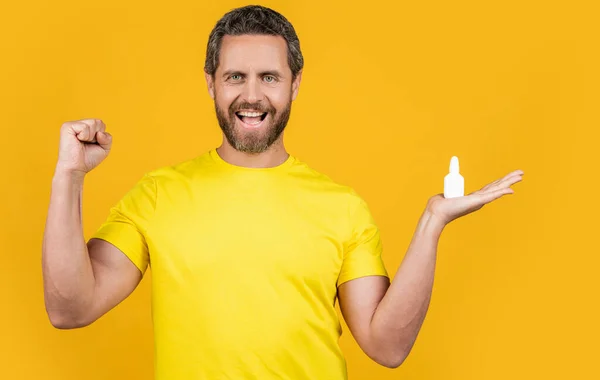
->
xmin=264 ymin=75 xmax=276 ymax=83
xmin=230 ymin=74 xmax=242 ymax=81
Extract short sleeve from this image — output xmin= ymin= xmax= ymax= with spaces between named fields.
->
xmin=337 ymin=192 xmax=389 ymax=287
xmin=91 ymin=173 xmax=156 ymax=274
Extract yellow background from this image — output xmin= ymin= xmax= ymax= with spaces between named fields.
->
xmin=1 ymin=0 xmax=598 ymax=379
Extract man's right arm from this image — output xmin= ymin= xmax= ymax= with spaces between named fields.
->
xmin=42 ymin=119 xmax=142 ymax=329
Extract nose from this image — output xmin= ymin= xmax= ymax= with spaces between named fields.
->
xmin=241 ymin=77 xmax=264 ymax=104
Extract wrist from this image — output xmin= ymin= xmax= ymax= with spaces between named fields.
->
xmin=53 ymin=166 xmax=86 ymax=185
xmin=420 ymin=208 xmax=446 ymax=237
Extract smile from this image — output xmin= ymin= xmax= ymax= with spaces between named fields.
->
xmin=235 ymin=111 xmax=268 ymax=128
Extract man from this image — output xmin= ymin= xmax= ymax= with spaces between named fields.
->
xmin=42 ymin=5 xmax=523 ymax=379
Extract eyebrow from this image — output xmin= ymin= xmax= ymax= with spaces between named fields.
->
xmin=222 ymin=70 xmax=284 ymax=78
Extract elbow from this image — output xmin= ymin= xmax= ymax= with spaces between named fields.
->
xmin=46 ymin=309 xmax=94 ymax=330
xmin=378 ymin=355 xmax=407 ymax=369
xmin=369 ymin=344 xmax=413 ymax=369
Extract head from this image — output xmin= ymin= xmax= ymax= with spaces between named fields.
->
xmin=204 ymin=5 xmax=303 ymax=154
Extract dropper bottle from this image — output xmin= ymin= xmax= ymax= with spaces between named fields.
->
xmin=444 ymin=156 xmax=464 ymax=198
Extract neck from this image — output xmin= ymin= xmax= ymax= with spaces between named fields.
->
xmin=216 ymin=136 xmax=289 ymax=169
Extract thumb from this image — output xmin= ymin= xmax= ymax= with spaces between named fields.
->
xmin=96 ymin=131 xmax=113 ymax=150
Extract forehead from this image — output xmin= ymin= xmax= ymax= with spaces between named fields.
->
xmin=218 ymin=34 xmax=289 ymax=73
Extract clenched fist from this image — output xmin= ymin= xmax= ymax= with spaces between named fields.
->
xmin=56 ymin=119 xmax=113 ymax=175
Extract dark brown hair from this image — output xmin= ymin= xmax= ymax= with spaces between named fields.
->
xmin=204 ymin=5 xmax=304 ymax=79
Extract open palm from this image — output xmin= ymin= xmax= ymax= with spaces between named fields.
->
xmin=427 ymin=169 xmax=524 ymax=225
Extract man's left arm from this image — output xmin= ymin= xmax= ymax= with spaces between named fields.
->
xmin=338 ymin=170 xmax=524 ymax=368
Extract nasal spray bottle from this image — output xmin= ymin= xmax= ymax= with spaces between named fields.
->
xmin=444 ymin=156 xmax=464 ymax=198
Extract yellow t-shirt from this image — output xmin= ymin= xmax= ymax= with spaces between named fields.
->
xmin=93 ymin=149 xmax=388 ymax=379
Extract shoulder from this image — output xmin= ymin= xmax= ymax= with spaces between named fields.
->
xmin=289 ymin=156 xmax=366 ymax=210
xmin=143 ymin=151 xmax=214 ymax=186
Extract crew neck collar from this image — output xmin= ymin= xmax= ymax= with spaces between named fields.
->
xmin=208 ymin=148 xmax=296 ymax=172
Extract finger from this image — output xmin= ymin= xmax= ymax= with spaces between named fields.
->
xmin=96 ymin=131 xmax=113 ymax=151
xmin=485 ymin=174 xmax=523 ymax=193
xmin=95 ymin=119 xmax=106 ymax=133
xmin=481 ymin=170 xmax=524 ymax=191
xmin=481 ymin=178 xmax=502 ymax=191
xmin=70 ymin=122 xmax=96 ymax=143
xmin=90 ymin=120 xmax=107 ymax=144
xmin=498 ymin=169 xmax=524 ymax=179
xmin=77 ymin=119 xmax=105 ymax=142
xmin=474 ymin=187 xmax=514 ymax=206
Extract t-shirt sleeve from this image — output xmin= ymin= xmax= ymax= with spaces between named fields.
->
xmin=337 ymin=191 xmax=389 ymax=287
xmin=91 ymin=173 xmax=157 ymax=274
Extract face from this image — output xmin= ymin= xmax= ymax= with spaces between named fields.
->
xmin=205 ymin=34 xmax=301 ymax=154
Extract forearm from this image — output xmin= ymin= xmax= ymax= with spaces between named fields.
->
xmin=370 ymin=209 xmax=444 ymax=363
xmin=42 ymin=169 xmax=95 ymax=326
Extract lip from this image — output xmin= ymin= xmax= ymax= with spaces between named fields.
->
xmin=236 ymin=112 xmax=268 ymax=129
xmin=236 ymin=109 xmax=265 ymax=114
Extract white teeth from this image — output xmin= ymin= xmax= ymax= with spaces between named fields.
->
xmin=238 ymin=111 xmax=263 ymax=117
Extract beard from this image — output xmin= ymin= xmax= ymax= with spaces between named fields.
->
xmin=214 ymin=96 xmax=292 ymax=154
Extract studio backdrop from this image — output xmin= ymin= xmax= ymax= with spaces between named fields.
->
xmin=1 ymin=0 xmax=598 ymax=379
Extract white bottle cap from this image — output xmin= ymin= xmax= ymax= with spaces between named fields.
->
xmin=449 ymin=156 xmax=459 ymax=173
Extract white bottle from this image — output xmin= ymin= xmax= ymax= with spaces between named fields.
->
xmin=444 ymin=156 xmax=464 ymax=198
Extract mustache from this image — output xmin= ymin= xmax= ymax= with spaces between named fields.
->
xmin=229 ymin=101 xmax=274 ymax=114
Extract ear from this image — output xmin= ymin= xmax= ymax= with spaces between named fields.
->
xmin=291 ymin=70 xmax=302 ymax=101
xmin=205 ymin=71 xmax=215 ymax=99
